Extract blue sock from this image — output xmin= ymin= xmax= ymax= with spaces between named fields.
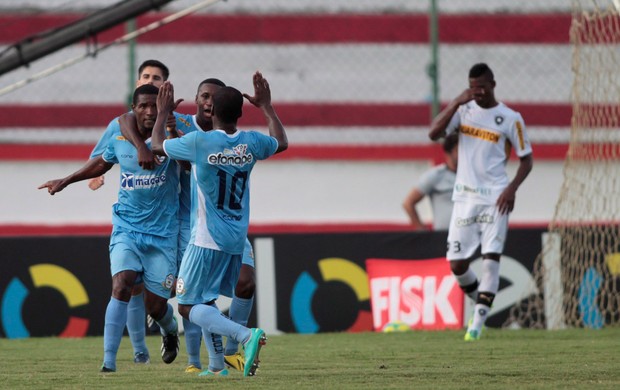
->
xmin=225 ymin=294 xmax=253 ymax=355
xmin=156 ymin=303 xmax=178 ymax=336
xmin=203 ymin=329 xmax=225 ymax=372
xmin=126 ymin=292 xmax=148 ymax=356
xmin=103 ymin=297 xmax=128 ymax=371
xmin=189 ymin=303 xmax=250 ymax=346
xmin=183 ymin=317 xmax=202 ymax=368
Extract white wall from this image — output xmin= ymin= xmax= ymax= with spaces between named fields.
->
xmin=4 ymin=159 xmax=563 ymax=227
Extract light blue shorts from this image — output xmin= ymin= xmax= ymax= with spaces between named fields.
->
xmin=109 ymin=226 xmax=177 ymax=299
xmin=176 ymin=244 xmax=241 ymax=305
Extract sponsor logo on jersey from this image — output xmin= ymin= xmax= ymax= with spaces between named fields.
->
xmin=222 ymin=214 xmax=243 ymax=221
xmin=454 ymin=183 xmax=491 ymax=196
xmin=460 ymin=124 xmax=500 ymax=143
xmin=177 ymin=116 xmax=191 ymax=128
xmin=495 ymin=115 xmax=504 ymax=125
xmin=208 ymin=144 xmax=253 ymax=167
xmin=116 ymin=135 xmax=126 ymax=141
xmin=120 ymin=172 xmax=167 ymax=190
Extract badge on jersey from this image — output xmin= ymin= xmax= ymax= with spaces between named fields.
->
xmin=495 ymin=115 xmax=504 ymax=125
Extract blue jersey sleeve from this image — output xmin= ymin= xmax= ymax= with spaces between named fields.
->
xmin=90 ymin=117 xmax=120 ymax=159
xmin=163 ymin=131 xmax=198 ymax=162
xmin=102 ymin=134 xmax=120 ymax=164
xmin=250 ymin=131 xmax=278 ymax=160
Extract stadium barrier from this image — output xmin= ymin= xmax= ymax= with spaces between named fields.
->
xmin=0 ymin=228 xmax=548 ymax=338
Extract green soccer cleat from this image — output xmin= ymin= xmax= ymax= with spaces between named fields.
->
xmin=224 ymin=352 xmax=245 ymax=372
xmin=198 ymin=368 xmax=229 ymax=377
xmin=242 ymin=328 xmax=267 ymax=377
xmin=464 ymin=329 xmax=481 ymax=341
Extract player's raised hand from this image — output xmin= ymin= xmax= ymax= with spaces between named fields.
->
xmin=243 ymin=71 xmax=272 ymax=109
xmin=454 ymin=88 xmax=476 ymax=105
xmin=157 ymin=81 xmax=176 ymax=113
xmin=38 ymin=179 xmax=67 ymax=195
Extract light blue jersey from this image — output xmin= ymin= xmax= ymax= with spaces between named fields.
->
xmin=102 ymin=132 xmax=180 ymax=237
xmin=91 ymin=117 xmax=120 ymax=158
xmin=164 ymin=129 xmax=277 ymax=254
xmin=175 ymin=113 xmax=199 ymax=224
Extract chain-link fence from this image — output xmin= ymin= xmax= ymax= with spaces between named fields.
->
xmin=0 ymin=0 xmax=575 ymax=160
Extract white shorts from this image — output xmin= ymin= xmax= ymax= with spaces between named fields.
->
xmin=446 ymin=202 xmax=509 ymax=261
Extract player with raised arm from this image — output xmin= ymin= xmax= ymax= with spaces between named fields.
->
xmin=86 ymin=59 xmax=171 ymax=365
xmin=120 ymin=78 xmax=259 ymax=373
xmin=150 ymin=72 xmax=287 ymax=376
xmin=39 ymin=85 xmax=181 ymax=372
xmin=428 ymin=63 xmax=533 ymax=341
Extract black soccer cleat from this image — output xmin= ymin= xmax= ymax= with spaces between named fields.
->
xmin=161 ymin=333 xmax=179 ymax=364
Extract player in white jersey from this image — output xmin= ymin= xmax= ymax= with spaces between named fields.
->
xmin=429 ymin=63 xmax=533 ymax=341
xmin=151 ymin=72 xmax=288 ymax=376
xmin=403 ymin=132 xmax=458 ymax=231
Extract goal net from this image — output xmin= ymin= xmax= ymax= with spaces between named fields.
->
xmin=506 ymin=0 xmax=620 ymax=329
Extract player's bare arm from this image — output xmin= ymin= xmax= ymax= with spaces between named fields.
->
xmin=119 ymin=112 xmax=155 ymax=170
xmin=402 ymin=188 xmax=428 ymax=230
xmin=243 ymin=71 xmax=288 ymax=153
xmin=496 ymin=153 xmax=533 ymax=214
xmin=151 ymin=81 xmax=176 ymax=156
xmin=38 ymin=156 xmax=113 ymax=195
xmin=429 ymin=88 xmax=474 ymax=141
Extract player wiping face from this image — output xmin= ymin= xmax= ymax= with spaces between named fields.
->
xmin=468 ymin=74 xmax=496 ymax=108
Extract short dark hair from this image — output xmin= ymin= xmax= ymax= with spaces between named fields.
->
xmin=138 ymin=59 xmax=170 ymax=81
xmin=469 ymin=63 xmax=494 ymax=81
xmin=213 ymin=86 xmax=243 ymax=123
xmin=198 ymin=78 xmax=226 ymax=92
xmin=443 ymin=132 xmax=459 ymax=153
xmin=133 ymin=84 xmax=159 ymax=105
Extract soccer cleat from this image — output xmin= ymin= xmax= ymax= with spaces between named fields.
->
xmin=185 ymin=364 xmax=202 ymax=373
xmin=161 ymin=332 xmax=179 ymax=364
xmin=100 ymin=364 xmax=116 ymax=373
xmin=198 ymin=368 xmax=229 ymax=377
xmin=242 ymin=328 xmax=267 ymax=377
xmin=464 ymin=329 xmax=481 ymax=341
xmin=133 ymin=352 xmax=150 ymax=364
xmin=224 ymin=352 xmax=245 ymax=372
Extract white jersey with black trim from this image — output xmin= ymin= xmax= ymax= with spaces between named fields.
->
xmin=445 ymin=101 xmax=532 ymax=205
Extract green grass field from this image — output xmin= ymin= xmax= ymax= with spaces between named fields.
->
xmin=1 ymin=328 xmax=619 ymax=389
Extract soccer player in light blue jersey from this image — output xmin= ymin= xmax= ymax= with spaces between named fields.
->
xmin=39 ymin=84 xmax=182 ymax=372
xmin=150 ymin=72 xmax=288 ymax=377
xmin=120 ymin=78 xmax=259 ymax=374
xmin=87 ymin=59 xmax=171 ymax=365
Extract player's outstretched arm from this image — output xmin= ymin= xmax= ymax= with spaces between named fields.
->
xmin=38 ymin=156 xmax=113 ymax=195
xmin=243 ymin=71 xmax=288 ymax=154
xmin=152 ymin=81 xmax=176 ymax=156
xmin=429 ymin=88 xmax=474 ymax=141
xmin=119 ymin=112 xmax=154 ymax=170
